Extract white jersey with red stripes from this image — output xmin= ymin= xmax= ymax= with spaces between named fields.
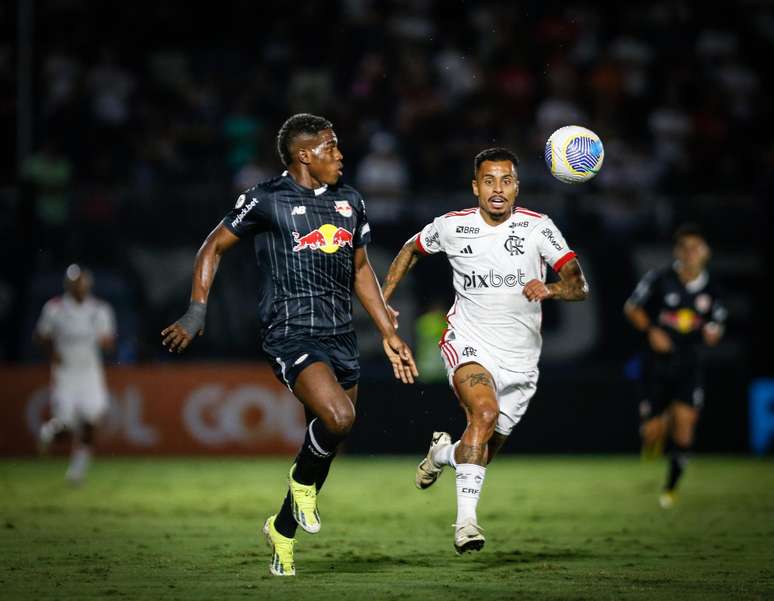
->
xmin=414 ymin=206 xmax=576 ymax=372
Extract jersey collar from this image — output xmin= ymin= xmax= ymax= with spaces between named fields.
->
xmin=673 ymin=262 xmax=708 ymax=292
xmin=282 ymin=170 xmax=328 ymax=196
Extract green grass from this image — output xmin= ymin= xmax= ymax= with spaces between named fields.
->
xmin=0 ymin=456 xmax=772 ymax=601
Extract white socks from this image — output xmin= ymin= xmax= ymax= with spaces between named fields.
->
xmin=431 ymin=440 xmax=487 ymax=524
xmin=432 ymin=440 xmax=458 ymax=468
xmin=66 ymin=447 xmax=92 ymax=483
xmin=455 ymin=463 xmax=486 ymax=524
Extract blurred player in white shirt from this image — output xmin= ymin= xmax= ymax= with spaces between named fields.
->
xmin=382 ymin=148 xmax=589 ymax=554
xmin=35 ymin=264 xmax=116 ymax=484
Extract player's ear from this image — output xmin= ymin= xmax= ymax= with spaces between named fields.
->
xmin=297 ymin=146 xmax=312 ymax=165
xmin=471 ymin=179 xmax=479 ymax=198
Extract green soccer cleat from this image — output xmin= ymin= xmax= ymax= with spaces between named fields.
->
xmin=659 ymin=490 xmax=677 ymax=509
xmin=288 ymin=464 xmax=321 ymax=534
xmin=262 ymin=515 xmax=296 ymax=576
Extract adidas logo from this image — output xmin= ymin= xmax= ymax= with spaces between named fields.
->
xmin=460 ymin=245 xmax=473 ymax=254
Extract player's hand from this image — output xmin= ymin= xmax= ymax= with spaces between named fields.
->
xmin=702 ymin=322 xmax=723 ymax=346
xmin=522 ymin=279 xmax=552 ymax=302
xmin=161 ymin=322 xmax=202 ymax=353
xmin=161 ymin=301 xmax=207 ymax=354
xmin=387 ymin=304 xmax=400 ymax=330
xmin=382 ymin=334 xmax=419 ymax=384
xmin=647 ymin=326 xmax=673 ymax=353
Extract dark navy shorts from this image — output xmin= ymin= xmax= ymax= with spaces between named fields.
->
xmin=263 ymin=332 xmax=360 ymax=391
xmin=640 ymin=353 xmax=704 ymax=419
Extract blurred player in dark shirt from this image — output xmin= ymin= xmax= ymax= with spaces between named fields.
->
xmin=624 ymin=224 xmax=726 ymax=508
xmin=161 ymin=113 xmax=417 ymax=575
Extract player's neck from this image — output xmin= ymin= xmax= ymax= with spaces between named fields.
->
xmin=676 ymin=263 xmax=703 ymax=284
xmin=287 ymin=165 xmax=325 ymax=191
xmin=479 ymin=210 xmax=509 ymax=227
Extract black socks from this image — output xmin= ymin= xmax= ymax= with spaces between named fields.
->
xmin=273 ymin=419 xmax=345 ymax=538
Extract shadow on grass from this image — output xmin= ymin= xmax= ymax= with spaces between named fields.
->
xmin=297 ymin=546 xmax=590 ymax=575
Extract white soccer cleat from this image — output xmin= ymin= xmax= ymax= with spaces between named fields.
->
xmin=415 ymin=431 xmax=452 ymax=489
xmin=38 ymin=418 xmax=64 ymax=455
xmin=453 ymin=518 xmax=485 ymax=555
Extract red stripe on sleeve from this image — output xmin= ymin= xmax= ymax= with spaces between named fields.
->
xmin=553 ymin=251 xmax=576 ymax=272
xmin=415 ymin=233 xmax=429 ymax=255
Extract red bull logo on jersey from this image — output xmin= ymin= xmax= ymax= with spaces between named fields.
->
xmin=292 ymin=224 xmax=354 ymax=254
xmin=334 ymin=200 xmax=353 ymax=218
xmin=659 ymin=308 xmax=703 ymax=333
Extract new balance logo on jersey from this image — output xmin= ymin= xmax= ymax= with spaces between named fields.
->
xmin=462 ymin=269 xmax=527 ymax=290
xmin=291 ymin=206 xmax=307 ymax=216
xmin=460 ymin=245 xmax=474 ymax=254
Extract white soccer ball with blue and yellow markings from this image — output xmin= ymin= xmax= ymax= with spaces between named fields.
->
xmin=544 ymin=125 xmax=604 ymax=184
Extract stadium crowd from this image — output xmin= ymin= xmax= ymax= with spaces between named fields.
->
xmin=2 ymin=1 xmax=771 ymax=363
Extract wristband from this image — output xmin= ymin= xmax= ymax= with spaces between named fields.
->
xmin=177 ymin=301 xmax=207 ymax=336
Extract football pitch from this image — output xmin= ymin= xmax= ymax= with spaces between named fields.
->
xmin=1 ymin=456 xmax=772 ymax=601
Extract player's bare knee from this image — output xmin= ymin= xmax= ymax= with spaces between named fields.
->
xmin=321 ymin=402 xmax=356 ymax=436
xmin=471 ymin=404 xmax=499 ymax=432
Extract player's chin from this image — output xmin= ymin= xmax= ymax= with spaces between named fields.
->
xmin=324 ymin=168 xmax=343 ymax=185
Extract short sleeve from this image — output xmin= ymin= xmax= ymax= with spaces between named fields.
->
xmin=36 ymin=301 xmax=56 ymax=338
xmin=709 ymin=294 xmax=728 ymax=326
xmin=413 ymin=217 xmax=445 ymax=255
xmin=355 ymin=196 xmax=371 ymax=248
xmin=96 ymin=303 xmax=116 ymax=339
xmin=627 ymin=270 xmax=659 ymax=307
xmin=536 ymin=219 xmax=576 ymax=271
xmin=222 ymin=191 xmax=268 ymax=237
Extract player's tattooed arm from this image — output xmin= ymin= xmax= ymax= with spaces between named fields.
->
xmin=381 ymin=237 xmax=422 ymax=303
xmin=523 ymin=259 xmax=588 ymax=302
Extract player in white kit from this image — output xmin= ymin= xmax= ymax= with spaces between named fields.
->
xmin=35 ymin=264 xmax=116 ymax=484
xmin=382 ymin=148 xmax=589 ymax=554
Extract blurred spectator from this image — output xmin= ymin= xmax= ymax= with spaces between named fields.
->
xmin=222 ymin=95 xmax=262 ymax=172
xmin=88 ymin=50 xmax=134 ymax=127
xmin=413 ymin=300 xmax=448 ymax=384
xmin=21 ymin=141 xmax=72 ymax=232
xmin=355 ymin=131 xmax=409 ymax=222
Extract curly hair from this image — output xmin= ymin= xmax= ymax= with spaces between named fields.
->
xmin=276 ymin=113 xmax=333 ymax=167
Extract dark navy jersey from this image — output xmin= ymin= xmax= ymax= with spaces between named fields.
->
xmin=627 ymin=264 xmax=727 ymax=354
xmin=222 ymin=172 xmax=371 ymax=345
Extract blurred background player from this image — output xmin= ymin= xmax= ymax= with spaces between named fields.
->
xmin=382 ymin=148 xmax=588 ymax=554
xmin=35 ymin=264 xmax=116 ymax=484
xmin=624 ymin=224 xmax=727 ymax=508
xmin=161 ymin=113 xmax=417 ymax=576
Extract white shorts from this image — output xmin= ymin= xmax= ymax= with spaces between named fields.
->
xmin=439 ymin=330 xmax=539 ymax=436
xmin=51 ymin=369 xmax=109 ymax=428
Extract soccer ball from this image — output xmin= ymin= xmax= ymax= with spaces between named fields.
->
xmin=544 ymin=125 xmax=604 ymax=184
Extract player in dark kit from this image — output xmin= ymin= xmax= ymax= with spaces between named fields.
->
xmin=161 ymin=113 xmax=418 ymax=575
xmin=624 ymin=224 xmax=726 ymax=508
